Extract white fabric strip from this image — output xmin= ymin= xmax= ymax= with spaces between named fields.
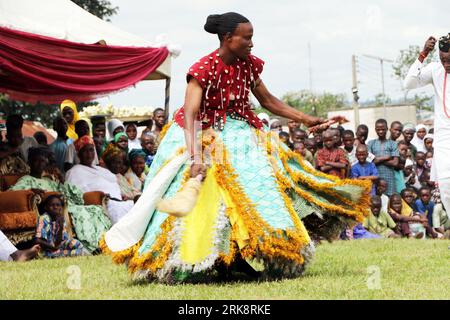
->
xmin=105 ymin=152 xmax=189 ymax=252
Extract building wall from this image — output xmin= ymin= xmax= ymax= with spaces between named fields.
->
xmin=327 ymin=104 xmax=417 ymax=140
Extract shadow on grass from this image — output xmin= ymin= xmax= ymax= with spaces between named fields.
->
xmin=123 ymin=271 xmax=291 ymax=287
xmin=303 ymin=265 xmax=364 ymax=278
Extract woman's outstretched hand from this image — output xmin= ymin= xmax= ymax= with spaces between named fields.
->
xmin=301 ymin=114 xmax=327 ymax=128
xmin=307 ymin=115 xmax=349 ymax=133
xmin=328 ymin=115 xmax=349 ymax=124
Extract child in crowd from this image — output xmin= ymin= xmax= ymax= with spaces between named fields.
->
xmin=401 ymin=187 xmax=417 ymax=209
xmin=419 ymin=169 xmax=434 ymax=188
xmin=388 ymin=193 xmax=424 ymax=238
xmin=287 ymin=119 xmax=300 ymax=141
xmin=114 ymin=132 xmax=129 ymax=153
xmin=404 ymin=158 xmax=421 ymax=190
xmin=355 ymin=124 xmax=369 ymax=146
xmin=351 ymin=144 xmax=378 ymax=195
xmin=293 ymin=141 xmax=314 ymax=166
xmin=125 ymin=122 xmax=141 ymax=151
xmin=425 ymin=151 xmax=433 ymax=169
xmin=415 ymin=151 xmax=426 ymax=178
xmin=315 ymin=129 xmax=348 ymax=179
xmin=35 ymin=195 xmax=85 ymax=258
xmin=375 ymin=178 xmax=390 ymax=215
xmin=313 ymin=130 xmax=323 ymax=149
xmin=107 ymin=119 xmax=125 ymax=141
xmin=93 ymin=136 xmax=105 ymax=160
xmin=397 ymin=140 xmax=409 ymax=160
xmin=424 ymin=134 xmax=434 ymax=153
xmin=411 ymin=124 xmax=427 ymax=153
xmin=279 ymin=131 xmax=292 ymax=149
xmin=368 ymin=119 xmax=399 ymax=196
xmin=330 ymin=127 xmax=343 ymax=148
xmin=401 ymin=186 xmax=437 ymax=238
xmin=125 ymin=149 xmax=148 ymax=194
xmin=342 ymin=130 xmax=357 ymax=166
xmin=91 ymin=116 xmax=107 ymax=155
xmin=363 ymin=195 xmax=399 ymax=238
xmin=304 ymin=138 xmax=317 ymax=156
xmin=414 ymin=187 xmax=439 ymax=238
xmin=291 ymin=128 xmax=308 ymax=144
xmin=394 ymin=140 xmax=408 ymax=193
xmin=401 ymin=123 xmax=417 ymax=159
xmin=141 ymin=132 xmax=157 ymax=169
xmin=49 ymin=117 xmax=71 ymax=175
xmin=92 ymin=117 xmax=106 ymax=140
xmin=389 ymin=121 xmax=403 ymax=142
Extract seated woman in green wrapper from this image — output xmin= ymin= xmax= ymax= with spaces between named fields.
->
xmin=10 ymin=146 xmax=111 ymax=253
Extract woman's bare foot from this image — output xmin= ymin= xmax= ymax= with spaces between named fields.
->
xmin=10 ymin=245 xmax=40 ymax=262
xmin=414 ymin=232 xmax=425 ymax=239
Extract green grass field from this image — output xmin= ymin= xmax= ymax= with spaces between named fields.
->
xmin=1 ymin=239 xmax=449 ymax=300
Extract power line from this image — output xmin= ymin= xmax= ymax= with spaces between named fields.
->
xmin=356 ymin=54 xmax=394 ymax=118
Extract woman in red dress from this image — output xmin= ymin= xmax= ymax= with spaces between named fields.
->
xmin=102 ymin=12 xmax=370 ymax=283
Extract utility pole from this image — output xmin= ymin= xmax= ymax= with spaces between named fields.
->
xmin=308 ymin=42 xmax=313 ymax=92
xmin=352 ymin=55 xmax=360 ymax=131
xmin=308 ymin=42 xmax=317 ymax=117
xmin=362 ymin=54 xmax=394 ymax=119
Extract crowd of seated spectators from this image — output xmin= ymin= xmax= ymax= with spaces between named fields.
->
xmin=0 ymin=101 xmax=166 ymax=261
xmin=264 ymin=114 xmax=450 ymax=241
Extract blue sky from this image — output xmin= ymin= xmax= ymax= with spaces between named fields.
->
xmin=96 ymin=0 xmax=449 ymax=113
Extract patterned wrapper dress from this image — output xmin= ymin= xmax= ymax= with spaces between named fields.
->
xmin=101 ymin=49 xmax=371 ymax=283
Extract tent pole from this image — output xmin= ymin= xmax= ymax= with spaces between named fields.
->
xmin=164 ymin=77 xmax=171 ymax=117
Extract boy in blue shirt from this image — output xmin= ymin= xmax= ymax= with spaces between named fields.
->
xmin=351 ymin=144 xmax=378 ymax=195
xmin=414 ymin=187 xmax=439 ymax=238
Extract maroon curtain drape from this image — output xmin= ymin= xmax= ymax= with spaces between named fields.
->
xmin=0 ymin=26 xmax=169 ymax=103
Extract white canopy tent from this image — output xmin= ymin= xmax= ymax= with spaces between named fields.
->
xmin=0 ymin=0 xmax=179 ymax=109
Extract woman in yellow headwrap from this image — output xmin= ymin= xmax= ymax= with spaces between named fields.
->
xmin=60 ymin=99 xmax=80 ymax=140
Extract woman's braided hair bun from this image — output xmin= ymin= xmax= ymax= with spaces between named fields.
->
xmin=204 ymin=12 xmax=249 ymax=40
xmin=204 ymin=14 xmax=222 ymax=34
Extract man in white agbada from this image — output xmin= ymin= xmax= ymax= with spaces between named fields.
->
xmin=404 ymin=33 xmax=450 ymax=214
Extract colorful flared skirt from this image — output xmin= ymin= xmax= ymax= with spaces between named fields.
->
xmin=101 ymin=117 xmax=371 ymax=283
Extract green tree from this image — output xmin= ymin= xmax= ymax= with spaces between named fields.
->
xmin=374 ymin=93 xmax=392 ymax=107
xmin=0 ymin=0 xmax=119 ymax=127
xmin=71 ymin=0 xmax=118 ymax=21
xmin=392 ymin=44 xmax=435 ymax=115
xmin=279 ymin=90 xmax=347 ymax=118
xmin=412 ymin=93 xmax=433 ymax=111
xmin=392 ymin=44 xmax=434 ymax=100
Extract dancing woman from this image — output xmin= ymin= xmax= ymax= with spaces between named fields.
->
xmin=101 ymin=12 xmax=370 ymax=283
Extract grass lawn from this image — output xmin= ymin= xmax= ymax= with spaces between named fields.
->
xmin=1 ymin=239 xmax=449 ymax=300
